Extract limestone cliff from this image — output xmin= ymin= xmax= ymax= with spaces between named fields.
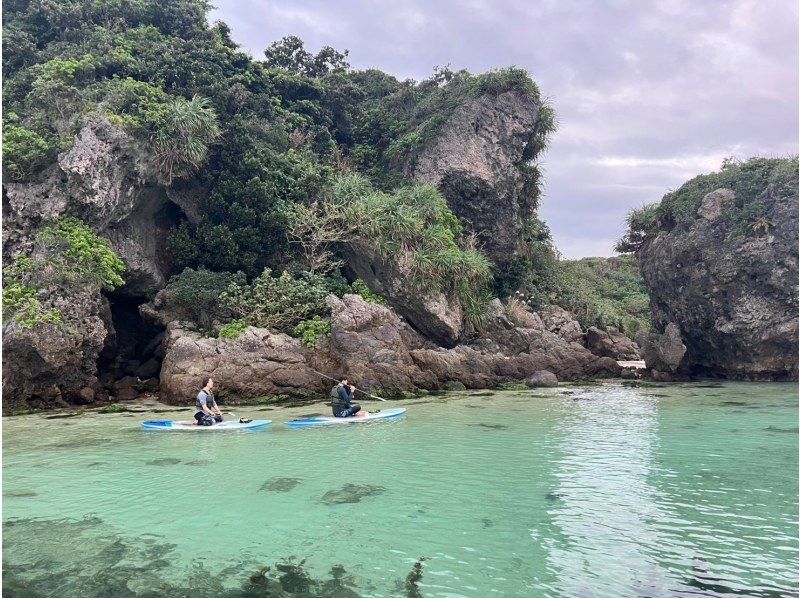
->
xmin=635 ymin=160 xmax=798 ymax=380
xmin=409 ymin=90 xmax=542 ymax=271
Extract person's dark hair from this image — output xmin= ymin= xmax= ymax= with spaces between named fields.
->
xmin=201 ymin=377 xmax=212 ymax=388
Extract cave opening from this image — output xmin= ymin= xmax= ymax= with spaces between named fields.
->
xmin=98 ymin=293 xmax=165 ymax=400
xmin=94 ymin=195 xmax=188 ymax=401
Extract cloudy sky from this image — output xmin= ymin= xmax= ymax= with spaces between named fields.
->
xmin=209 ymin=0 xmax=798 ymax=258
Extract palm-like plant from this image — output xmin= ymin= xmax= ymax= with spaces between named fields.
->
xmin=153 ymin=95 xmax=221 ymax=183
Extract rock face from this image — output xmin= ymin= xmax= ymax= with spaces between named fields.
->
xmin=159 ymin=323 xmax=325 ymax=404
xmin=638 ymin=186 xmax=798 ymax=380
xmin=537 ymin=305 xmax=584 ymax=343
xmin=585 ymin=326 xmax=641 ymax=360
xmin=157 ymin=295 xmax=620 ymax=403
xmin=324 ymin=294 xmax=439 ymax=393
xmin=342 ymin=89 xmax=544 ymax=346
xmin=2 ymin=281 xmax=111 ymax=412
xmin=3 ymin=118 xmax=177 ymax=296
xmin=342 ymin=241 xmax=463 ymax=347
xmin=409 ymin=90 xmax=541 ymax=270
xmin=635 ymin=323 xmax=687 ymax=380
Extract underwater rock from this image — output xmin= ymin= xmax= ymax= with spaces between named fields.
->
xmin=43 ymin=412 xmax=84 ymax=419
xmin=321 ymin=484 xmax=386 ymax=504
xmin=443 ymin=381 xmax=467 ymax=391
xmin=146 ymin=458 xmax=182 ymax=466
xmin=52 ymin=437 xmax=111 ymax=449
xmin=403 ymin=557 xmax=427 ymax=598
xmin=471 ymin=423 xmax=508 ymax=430
xmin=260 ymin=477 xmax=302 ymax=493
xmin=4 ymin=490 xmax=38 ymax=498
xmin=764 ymin=426 xmax=799 ymax=434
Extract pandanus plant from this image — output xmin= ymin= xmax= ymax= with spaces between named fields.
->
xmin=153 ymin=95 xmax=220 ymax=183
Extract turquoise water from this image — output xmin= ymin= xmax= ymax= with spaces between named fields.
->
xmin=3 ymin=382 xmax=798 ymax=597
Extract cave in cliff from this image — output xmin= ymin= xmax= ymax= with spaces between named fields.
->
xmin=97 ymin=292 xmax=165 ymax=398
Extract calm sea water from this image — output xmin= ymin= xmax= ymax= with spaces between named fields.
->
xmin=3 ymin=382 xmax=797 ymax=597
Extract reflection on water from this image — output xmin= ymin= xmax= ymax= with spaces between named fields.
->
xmin=3 ymin=382 xmax=797 ymax=596
xmin=543 ymin=391 xmax=675 ymax=595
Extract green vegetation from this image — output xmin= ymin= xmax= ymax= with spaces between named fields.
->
xmin=219 ymin=269 xmax=333 ymax=334
xmin=40 ymin=218 xmax=126 ymax=290
xmin=162 ymin=268 xmax=245 ymax=328
xmin=554 ymin=256 xmax=651 ymax=335
xmin=341 ymin=175 xmax=494 ymax=325
xmin=293 ymin=316 xmax=332 ymax=347
xmin=495 ymin=217 xmax=562 ymax=305
xmin=3 ymin=219 xmax=125 ymax=329
xmin=153 ymin=95 xmax=221 ymax=182
xmin=352 ymin=279 xmax=387 ymax=305
xmin=218 ymin=319 xmax=248 ymax=340
xmin=97 ymin=404 xmax=130 ymax=414
xmin=2 ymin=121 xmax=52 ymax=180
xmin=2 ymin=282 xmax=63 ymax=328
xmin=617 ymin=157 xmax=799 ymax=253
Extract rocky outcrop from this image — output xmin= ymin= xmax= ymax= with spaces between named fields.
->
xmin=409 ymin=90 xmax=541 ymax=270
xmin=635 ymin=323 xmax=687 ymax=380
xmin=526 ymin=370 xmax=558 ymax=387
xmin=158 ymin=323 xmax=325 ymax=404
xmin=324 ymin=294 xmax=439 ymax=393
xmin=156 ymin=295 xmax=619 ymax=403
xmin=537 ymin=305 xmax=584 ymax=343
xmin=3 ymin=118 xmax=181 ymax=295
xmin=342 ymin=241 xmax=463 ymax=347
xmin=638 ymin=185 xmax=798 ymax=380
xmin=2 ymin=118 xmax=197 ymax=411
xmin=2 ymin=281 xmax=111 ymax=412
xmin=585 ymin=326 xmax=641 ymax=360
xmin=341 ymin=90 xmax=544 ymax=345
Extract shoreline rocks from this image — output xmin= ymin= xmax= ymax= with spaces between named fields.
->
xmin=637 ymin=184 xmax=798 ymax=380
xmin=154 ymin=295 xmax=621 ymax=405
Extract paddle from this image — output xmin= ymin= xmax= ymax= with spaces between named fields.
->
xmin=309 ymin=368 xmax=388 ymax=402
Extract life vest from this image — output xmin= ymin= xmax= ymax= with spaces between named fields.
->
xmin=330 ymin=385 xmax=343 ymax=405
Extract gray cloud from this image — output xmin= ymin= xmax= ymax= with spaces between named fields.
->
xmin=209 ymin=0 xmax=798 ymax=258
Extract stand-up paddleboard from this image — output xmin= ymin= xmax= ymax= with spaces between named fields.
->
xmin=284 ymin=408 xmax=406 ymax=429
xmin=141 ymin=419 xmax=271 ymax=431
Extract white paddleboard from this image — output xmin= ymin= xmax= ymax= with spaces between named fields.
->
xmin=284 ymin=408 xmax=406 ymax=429
xmin=141 ymin=419 xmax=271 ymax=431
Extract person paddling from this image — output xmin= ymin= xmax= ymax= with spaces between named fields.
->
xmin=329 ymin=378 xmax=366 ymax=418
xmin=194 ymin=377 xmax=223 ymax=425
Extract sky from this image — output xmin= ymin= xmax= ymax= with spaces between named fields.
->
xmin=209 ymin=0 xmax=798 ymax=258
